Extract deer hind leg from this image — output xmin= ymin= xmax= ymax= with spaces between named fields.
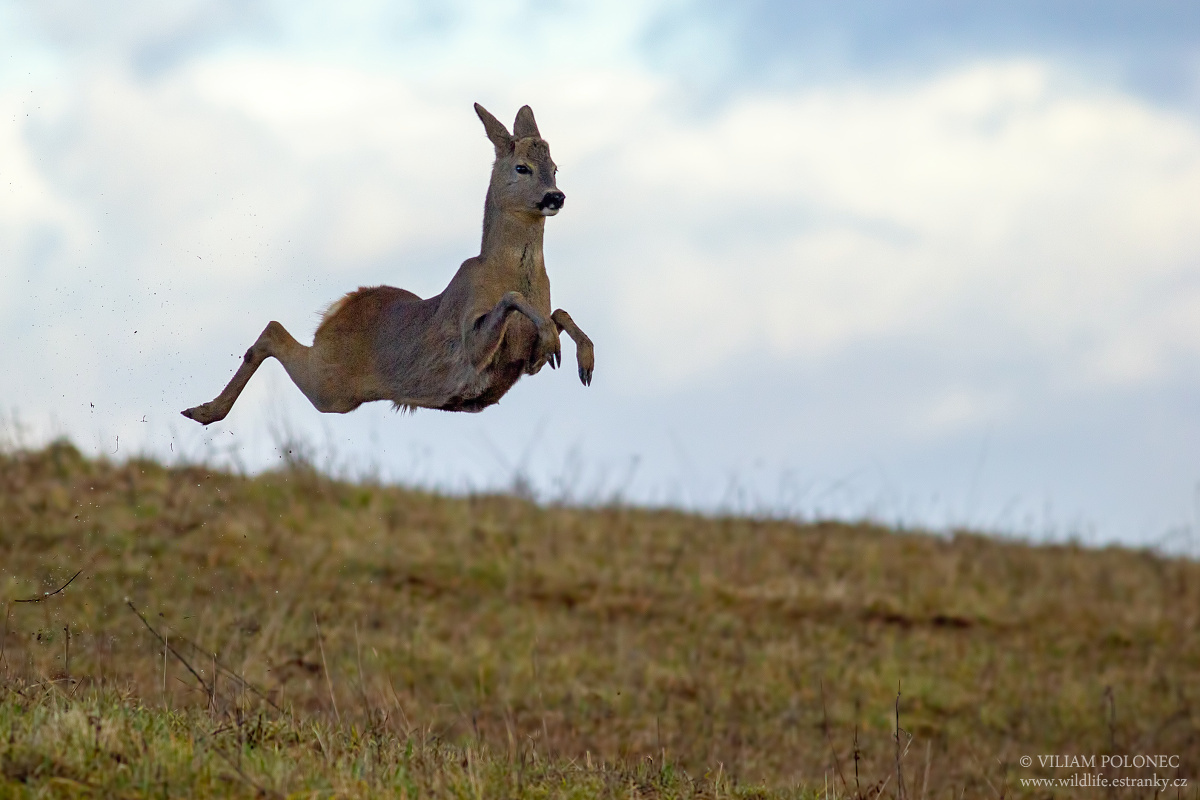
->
xmin=182 ymin=321 xmax=360 ymax=425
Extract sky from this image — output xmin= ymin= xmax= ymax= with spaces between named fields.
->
xmin=2 ymin=1 xmax=1200 ymax=548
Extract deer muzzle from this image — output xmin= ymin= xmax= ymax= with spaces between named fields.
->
xmin=537 ymin=191 xmax=566 ymax=215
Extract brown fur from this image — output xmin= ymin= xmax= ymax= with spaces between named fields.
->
xmin=182 ymin=104 xmax=593 ymax=425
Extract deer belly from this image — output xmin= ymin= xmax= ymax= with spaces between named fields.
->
xmin=448 ymin=328 xmax=537 ymax=411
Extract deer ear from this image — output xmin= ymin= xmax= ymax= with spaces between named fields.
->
xmin=475 ymin=103 xmax=513 ymax=156
xmin=513 ymin=105 xmax=540 ymax=139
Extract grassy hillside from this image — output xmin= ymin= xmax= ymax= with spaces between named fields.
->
xmin=0 ymin=441 xmax=1198 ymax=798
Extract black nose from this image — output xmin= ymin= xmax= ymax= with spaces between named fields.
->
xmin=540 ymin=191 xmax=565 ymax=210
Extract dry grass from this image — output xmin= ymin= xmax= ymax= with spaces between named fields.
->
xmin=1 ymin=440 xmax=1199 ymax=797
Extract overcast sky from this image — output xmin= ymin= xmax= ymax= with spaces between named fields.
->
xmin=3 ymin=1 xmax=1200 ymax=547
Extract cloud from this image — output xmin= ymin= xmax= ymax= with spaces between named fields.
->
xmin=695 ymin=1 xmax=1200 ymax=109
xmin=587 ymin=61 xmax=1200 ymax=397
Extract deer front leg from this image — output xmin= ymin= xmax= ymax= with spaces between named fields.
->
xmin=467 ymin=291 xmax=561 ymax=370
xmin=551 ymin=309 xmax=594 ymax=386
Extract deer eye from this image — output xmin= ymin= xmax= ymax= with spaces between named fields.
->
xmin=515 ymin=164 xmax=532 ymax=175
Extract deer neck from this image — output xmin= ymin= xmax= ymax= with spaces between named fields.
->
xmin=480 ymin=192 xmax=546 ymax=277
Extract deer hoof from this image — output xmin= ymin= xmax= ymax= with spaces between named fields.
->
xmin=579 ymin=366 xmax=592 ymax=386
xmin=181 ymin=404 xmax=220 ymax=425
xmin=538 ymin=330 xmax=561 ymax=368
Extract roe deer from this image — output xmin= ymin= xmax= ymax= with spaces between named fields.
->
xmin=182 ymin=103 xmax=593 ymax=424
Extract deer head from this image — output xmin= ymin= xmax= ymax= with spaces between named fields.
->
xmin=475 ymin=103 xmax=565 ymax=217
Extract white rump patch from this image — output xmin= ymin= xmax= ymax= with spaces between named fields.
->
xmin=319 ymin=294 xmax=352 ymax=327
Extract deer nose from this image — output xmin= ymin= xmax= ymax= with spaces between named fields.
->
xmin=540 ymin=191 xmax=565 ymax=211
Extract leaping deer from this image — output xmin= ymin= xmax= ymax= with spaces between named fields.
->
xmin=182 ymin=103 xmax=593 ymax=425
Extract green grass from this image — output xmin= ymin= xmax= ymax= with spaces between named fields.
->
xmin=1 ymin=440 xmax=1198 ymax=797
xmin=0 ymin=687 xmax=745 ymax=799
